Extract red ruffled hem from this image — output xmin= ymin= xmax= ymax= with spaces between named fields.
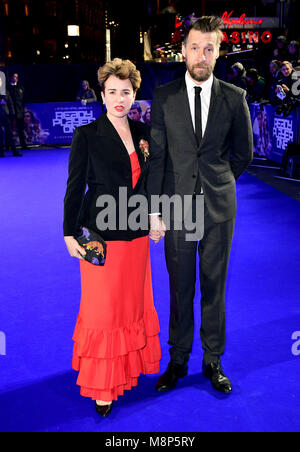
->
xmin=72 ymin=309 xmax=161 ymax=402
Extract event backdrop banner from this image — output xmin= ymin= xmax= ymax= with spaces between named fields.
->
xmin=15 ymin=101 xmax=152 ymax=146
xmin=249 ymin=102 xmax=298 ymax=163
xmin=18 ymin=102 xmax=102 ymax=145
xmin=271 ymin=109 xmax=298 ymax=162
xmin=17 ymin=100 xmax=298 ymax=161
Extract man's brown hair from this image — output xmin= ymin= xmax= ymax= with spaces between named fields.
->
xmin=183 ymin=16 xmax=224 ymax=47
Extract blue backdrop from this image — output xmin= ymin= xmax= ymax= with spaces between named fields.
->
xmin=19 ymin=102 xmax=102 ymax=146
xmin=15 ymin=100 xmax=300 ymax=165
xmin=249 ymin=103 xmax=299 ymax=163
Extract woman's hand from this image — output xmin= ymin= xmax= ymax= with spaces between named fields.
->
xmin=64 ymin=236 xmax=86 ymax=260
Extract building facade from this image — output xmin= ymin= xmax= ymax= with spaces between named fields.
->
xmin=0 ymin=0 xmax=106 ymax=64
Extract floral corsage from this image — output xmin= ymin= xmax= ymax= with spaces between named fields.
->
xmin=139 ymin=139 xmax=150 ymax=162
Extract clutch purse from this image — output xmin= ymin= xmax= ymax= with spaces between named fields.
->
xmin=76 ymin=226 xmax=107 ymax=266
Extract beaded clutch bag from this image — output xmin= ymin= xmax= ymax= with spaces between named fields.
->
xmin=76 ymin=226 xmax=107 ymax=266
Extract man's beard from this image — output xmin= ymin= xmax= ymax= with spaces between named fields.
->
xmin=187 ymin=62 xmax=215 ymax=82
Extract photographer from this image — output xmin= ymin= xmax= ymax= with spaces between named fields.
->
xmin=275 ymin=61 xmax=300 ymax=116
xmin=76 ymin=80 xmax=97 ymax=105
xmin=7 ymin=73 xmax=27 ymax=150
xmin=246 ymin=68 xmax=267 ymax=102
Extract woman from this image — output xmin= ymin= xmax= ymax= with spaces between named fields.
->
xmin=63 ymin=59 xmax=161 ymax=417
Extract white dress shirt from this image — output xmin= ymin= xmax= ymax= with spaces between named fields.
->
xmin=185 ymin=71 xmax=213 ymax=137
xmin=150 ymin=72 xmax=213 ymax=216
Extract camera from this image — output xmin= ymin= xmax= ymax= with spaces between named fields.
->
xmin=276 ymin=84 xmax=286 ymax=100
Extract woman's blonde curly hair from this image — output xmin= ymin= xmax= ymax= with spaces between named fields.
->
xmin=97 ymin=58 xmax=141 ymax=92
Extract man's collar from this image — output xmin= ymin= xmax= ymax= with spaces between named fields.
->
xmin=185 ymin=71 xmax=213 ymax=94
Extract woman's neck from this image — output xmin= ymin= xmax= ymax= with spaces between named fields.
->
xmin=107 ymin=112 xmax=129 ymax=130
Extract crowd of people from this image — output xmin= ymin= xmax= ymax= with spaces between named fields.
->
xmin=1 ymin=35 xmax=300 ymax=158
xmin=227 ymin=36 xmax=300 ymax=116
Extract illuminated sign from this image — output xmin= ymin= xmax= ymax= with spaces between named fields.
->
xmin=221 ymin=11 xmax=264 ymax=28
xmin=170 ymin=11 xmax=276 ymax=47
xmin=220 ymin=10 xmax=272 ymax=44
xmin=222 ymin=30 xmax=272 ymax=44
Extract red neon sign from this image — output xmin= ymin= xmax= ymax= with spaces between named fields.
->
xmin=175 ymin=16 xmax=183 ymax=29
xmin=221 ymin=11 xmax=264 ymax=28
xmin=222 ymin=30 xmax=272 ymax=44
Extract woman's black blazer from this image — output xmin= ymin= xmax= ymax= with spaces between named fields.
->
xmin=63 ymin=112 xmax=151 ymax=241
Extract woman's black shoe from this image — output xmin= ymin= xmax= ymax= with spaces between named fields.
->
xmin=95 ymin=401 xmax=113 ymax=418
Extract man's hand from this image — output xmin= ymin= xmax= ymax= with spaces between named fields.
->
xmin=282 ymin=84 xmax=290 ymax=93
xmin=149 ymin=215 xmax=166 ymax=243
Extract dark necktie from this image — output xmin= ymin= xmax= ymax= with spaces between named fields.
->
xmin=194 ymin=86 xmax=202 ymax=147
xmin=194 ymin=86 xmax=202 ymax=195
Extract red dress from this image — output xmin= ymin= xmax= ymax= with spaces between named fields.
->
xmin=72 ymin=151 xmax=161 ymax=402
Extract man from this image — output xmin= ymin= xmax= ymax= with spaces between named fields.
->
xmin=148 ymin=16 xmax=253 ymax=394
xmin=273 ymin=35 xmax=288 ymax=61
xmin=7 ymin=73 xmax=25 ymax=153
xmin=76 ymin=80 xmax=97 ymax=105
xmin=128 ymin=102 xmax=142 ymax=122
xmin=276 ymin=61 xmax=299 ymax=116
xmin=268 ymin=60 xmax=281 ymax=104
xmin=0 ymin=90 xmax=20 ymax=157
xmin=246 ymin=68 xmax=266 ymax=102
xmin=230 ymin=62 xmax=247 ymax=90
xmin=278 ymin=61 xmax=297 ymax=93
xmin=287 ymin=40 xmax=300 ymax=68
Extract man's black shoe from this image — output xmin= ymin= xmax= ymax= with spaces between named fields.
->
xmin=155 ymin=363 xmax=188 ymax=392
xmin=203 ymin=361 xmax=232 ymax=394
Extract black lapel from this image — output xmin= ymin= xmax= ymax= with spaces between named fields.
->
xmin=96 ymin=112 xmax=131 ymax=168
xmin=199 ymin=77 xmax=222 ymax=149
xmin=95 ymin=112 xmax=147 ymax=188
xmin=178 ymin=78 xmax=199 ymax=149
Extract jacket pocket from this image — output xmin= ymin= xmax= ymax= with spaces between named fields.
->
xmin=217 ymin=171 xmax=235 ymax=184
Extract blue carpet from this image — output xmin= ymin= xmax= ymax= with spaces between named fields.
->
xmin=0 ymin=148 xmax=299 ymax=432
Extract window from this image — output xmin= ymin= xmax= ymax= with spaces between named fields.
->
xmin=45 ymin=1 xmax=57 ymax=17
xmin=4 ymin=2 xmax=9 ymax=16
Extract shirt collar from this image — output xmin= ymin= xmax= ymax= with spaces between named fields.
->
xmin=185 ymin=71 xmax=213 ymax=96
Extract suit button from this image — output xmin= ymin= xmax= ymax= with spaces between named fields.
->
xmin=192 ymin=175 xmax=197 ymax=178
xmin=197 ymin=152 xmax=201 ymax=157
